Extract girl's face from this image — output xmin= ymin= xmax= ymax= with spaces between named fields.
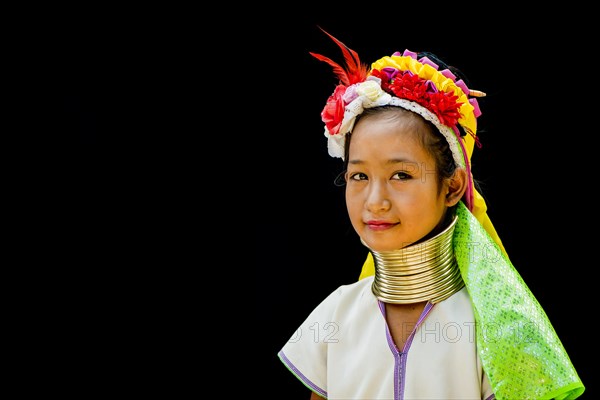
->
xmin=345 ymin=114 xmax=451 ymax=252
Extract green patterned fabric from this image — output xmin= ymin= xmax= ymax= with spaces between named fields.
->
xmin=454 ymin=202 xmax=585 ymax=399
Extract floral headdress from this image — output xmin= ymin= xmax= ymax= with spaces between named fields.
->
xmin=311 ymin=29 xmax=485 ymax=210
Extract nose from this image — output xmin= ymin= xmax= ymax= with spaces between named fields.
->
xmin=365 ymin=180 xmax=391 ymax=213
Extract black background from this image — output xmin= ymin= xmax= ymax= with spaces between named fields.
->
xmin=55 ymin=7 xmax=593 ymax=398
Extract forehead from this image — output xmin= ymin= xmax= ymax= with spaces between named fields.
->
xmin=348 ymin=118 xmax=433 ymax=164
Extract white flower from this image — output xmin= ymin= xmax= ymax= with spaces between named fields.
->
xmin=325 ymin=77 xmax=392 ymax=160
xmin=356 ymin=80 xmax=385 ymax=101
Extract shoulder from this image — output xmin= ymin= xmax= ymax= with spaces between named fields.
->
xmin=326 ymin=276 xmax=375 ymax=304
xmin=337 ymin=275 xmax=374 ymax=295
xmin=321 ymin=276 xmax=378 ymax=322
xmin=428 ymin=286 xmax=476 ymax=324
xmin=308 ymin=276 xmax=377 ymax=319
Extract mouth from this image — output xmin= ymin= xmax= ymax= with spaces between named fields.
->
xmin=366 ymin=221 xmax=398 ymax=231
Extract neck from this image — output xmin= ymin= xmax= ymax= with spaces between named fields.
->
xmin=367 ymin=215 xmax=464 ymax=304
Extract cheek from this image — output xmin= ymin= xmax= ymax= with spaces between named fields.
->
xmin=345 ymin=190 xmax=363 ymax=219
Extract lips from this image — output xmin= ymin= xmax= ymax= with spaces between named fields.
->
xmin=366 ymin=221 xmax=397 ymax=231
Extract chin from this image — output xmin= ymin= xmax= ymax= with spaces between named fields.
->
xmin=361 ymin=235 xmax=410 ymax=253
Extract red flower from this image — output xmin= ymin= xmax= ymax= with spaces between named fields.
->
xmin=321 ymin=85 xmax=347 ymax=135
xmin=427 ymin=91 xmax=463 ymax=127
xmin=371 ymin=68 xmax=463 ymax=128
xmin=388 ymin=72 xmax=428 ymax=103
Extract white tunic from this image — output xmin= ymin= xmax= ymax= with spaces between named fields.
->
xmin=279 ymin=276 xmax=494 ymax=400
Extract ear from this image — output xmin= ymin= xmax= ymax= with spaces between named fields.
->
xmin=445 ymin=168 xmax=468 ymax=207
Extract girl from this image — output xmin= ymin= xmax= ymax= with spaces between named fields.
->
xmin=278 ymin=30 xmax=585 ymax=400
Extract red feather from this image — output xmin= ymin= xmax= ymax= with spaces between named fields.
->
xmin=308 ymin=52 xmax=349 ymax=85
xmin=310 ymin=27 xmax=369 ymax=86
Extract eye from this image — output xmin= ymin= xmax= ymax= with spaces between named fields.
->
xmin=348 ymin=172 xmax=368 ymax=181
xmin=391 ymin=171 xmax=412 ymax=180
